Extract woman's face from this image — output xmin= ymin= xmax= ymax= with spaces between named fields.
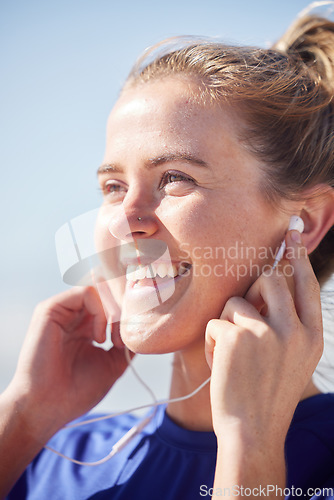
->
xmin=95 ymin=77 xmax=295 ymax=354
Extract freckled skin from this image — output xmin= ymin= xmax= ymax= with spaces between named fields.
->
xmin=96 ymin=77 xmax=298 ymax=354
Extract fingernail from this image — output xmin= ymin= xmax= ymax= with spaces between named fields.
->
xmin=290 ymin=230 xmax=302 ymax=244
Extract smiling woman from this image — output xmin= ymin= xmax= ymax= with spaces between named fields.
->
xmin=1 ymin=7 xmax=334 ymax=500
xmin=96 ymin=78 xmax=285 ymax=358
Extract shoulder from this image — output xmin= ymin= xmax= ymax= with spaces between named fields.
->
xmin=7 ymin=405 xmax=217 ymax=500
xmin=6 ymin=410 xmax=144 ymax=499
xmin=287 ymin=393 xmax=334 ymax=447
xmin=286 ymin=393 xmax=334 ymax=496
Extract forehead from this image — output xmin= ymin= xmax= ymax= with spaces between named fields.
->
xmin=105 ymin=78 xmax=243 ymax=162
xmin=111 ymin=77 xmax=207 ymax=122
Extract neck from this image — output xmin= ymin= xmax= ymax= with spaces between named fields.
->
xmin=166 ymin=342 xmax=322 ymax=433
xmin=167 ymin=341 xmax=213 ymax=431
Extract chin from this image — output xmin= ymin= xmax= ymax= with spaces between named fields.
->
xmin=119 ymin=305 xmax=212 ymax=356
xmin=119 ymin=313 xmax=176 ymax=354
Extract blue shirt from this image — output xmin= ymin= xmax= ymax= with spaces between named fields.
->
xmin=7 ymin=394 xmax=334 ymax=499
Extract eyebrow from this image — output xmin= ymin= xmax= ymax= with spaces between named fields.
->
xmin=97 ymin=153 xmax=209 ymax=175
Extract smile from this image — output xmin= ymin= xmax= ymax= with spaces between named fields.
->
xmin=121 ymin=259 xmax=192 ymax=316
xmin=125 ymin=261 xmax=191 ymax=284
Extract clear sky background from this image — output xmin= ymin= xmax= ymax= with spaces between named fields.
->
xmin=1 ymin=0 xmax=333 ymax=414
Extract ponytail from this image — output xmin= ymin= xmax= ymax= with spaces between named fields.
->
xmin=274 ymin=15 xmax=334 ymax=94
xmin=274 ymin=15 xmax=334 ymax=286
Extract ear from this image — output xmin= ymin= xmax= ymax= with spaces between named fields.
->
xmin=300 ymin=185 xmax=334 ymax=255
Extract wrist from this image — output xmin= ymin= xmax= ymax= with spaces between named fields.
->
xmin=214 ymin=430 xmax=286 ymax=497
xmin=214 ymin=418 xmax=287 ymax=474
xmin=213 ymin=412 xmax=289 ymax=451
xmin=0 ymin=386 xmax=58 ymax=498
xmin=1 ymin=381 xmax=62 ymax=446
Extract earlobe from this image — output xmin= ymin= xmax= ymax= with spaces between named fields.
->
xmin=299 ymin=185 xmax=334 ymax=255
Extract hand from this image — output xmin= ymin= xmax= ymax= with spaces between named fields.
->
xmin=6 ymin=285 xmax=129 ymax=442
xmin=205 ymin=230 xmax=324 ymax=495
xmin=205 ymin=230 xmax=323 ymax=444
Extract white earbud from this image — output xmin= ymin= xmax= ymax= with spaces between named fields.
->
xmin=272 ymin=215 xmax=304 ymax=269
xmin=288 ymin=215 xmax=304 ymax=234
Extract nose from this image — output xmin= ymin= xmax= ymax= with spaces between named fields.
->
xmin=108 ymin=189 xmax=159 ymax=241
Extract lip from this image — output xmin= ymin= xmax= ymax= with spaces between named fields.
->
xmin=119 ymin=239 xmax=170 ymax=267
xmin=119 ymin=239 xmax=191 ymax=268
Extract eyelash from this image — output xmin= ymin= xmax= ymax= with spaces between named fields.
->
xmin=159 ymin=170 xmax=195 ymax=189
xmin=100 ymin=170 xmax=196 ymax=196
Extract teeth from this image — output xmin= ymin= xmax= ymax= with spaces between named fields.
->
xmin=146 ymin=266 xmax=155 ymax=278
xmin=168 ymin=264 xmax=178 ymax=278
xmin=125 ymin=262 xmax=190 ymax=281
xmin=135 ymin=266 xmax=147 ymax=280
xmin=157 ymin=263 xmax=168 ymax=278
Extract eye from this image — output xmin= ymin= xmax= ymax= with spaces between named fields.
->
xmin=159 ymin=171 xmax=196 ymax=189
xmin=101 ymin=180 xmax=127 ymax=199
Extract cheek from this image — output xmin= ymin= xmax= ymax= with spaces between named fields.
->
xmin=162 ymin=197 xmax=278 ymax=296
xmin=159 ymin=195 xmax=240 ymax=261
xmin=159 ymin=195 xmax=217 ymax=237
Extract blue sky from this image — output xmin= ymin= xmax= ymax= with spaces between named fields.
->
xmin=1 ymin=0 xmax=330 ymax=408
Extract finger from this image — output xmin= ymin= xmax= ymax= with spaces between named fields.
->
xmin=82 ymin=287 xmax=107 ymax=343
xmin=47 ymin=286 xmax=98 ymax=312
xmin=92 ymin=273 xmax=122 ymax=325
xmin=205 ymin=318 xmax=233 ymax=369
xmin=110 ymin=320 xmax=126 ymax=350
xmin=244 ymin=268 xmax=298 ymax=334
xmin=243 ymin=282 xmax=266 ymax=315
xmin=91 ymin=272 xmax=125 ymax=349
xmin=220 ymin=296 xmax=283 ymax=349
xmin=220 ymin=296 xmax=265 ymax=327
xmin=44 ymin=287 xmax=107 ymax=343
xmin=285 ymin=230 xmax=322 ymax=334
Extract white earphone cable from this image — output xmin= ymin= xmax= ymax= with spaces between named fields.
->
xmin=45 ymin=348 xmax=211 ymax=466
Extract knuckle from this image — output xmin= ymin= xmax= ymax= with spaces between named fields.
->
xmin=206 ymin=318 xmax=220 ymax=329
xmin=34 ymin=299 xmax=53 ymax=316
xmin=224 ymin=296 xmax=240 ymax=312
xmin=84 ymin=285 xmax=96 ymax=298
xmin=223 ymin=296 xmax=246 ymax=316
xmin=206 ymin=318 xmax=238 ymax=343
xmin=205 ymin=318 xmax=221 ymax=336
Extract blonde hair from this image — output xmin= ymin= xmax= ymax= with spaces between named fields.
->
xmin=124 ymin=15 xmax=334 ymax=285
